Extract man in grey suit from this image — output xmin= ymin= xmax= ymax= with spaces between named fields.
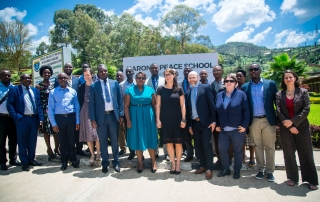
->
xmin=145 ymin=63 xmax=166 ymax=159
xmin=89 ymin=64 xmax=123 ymax=173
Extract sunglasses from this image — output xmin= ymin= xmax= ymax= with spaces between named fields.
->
xmin=249 ymin=68 xmax=260 ymax=72
xmin=224 ymin=80 xmax=235 ymax=83
xmin=136 ymin=77 xmax=146 ymax=80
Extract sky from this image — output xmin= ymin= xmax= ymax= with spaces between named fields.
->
xmin=1 ymin=0 xmax=320 ymax=53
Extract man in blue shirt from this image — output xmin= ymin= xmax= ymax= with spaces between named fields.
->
xmin=241 ymin=64 xmax=278 ymax=182
xmin=48 ymin=73 xmax=80 ymax=171
xmin=0 ymin=70 xmax=21 ymax=171
xmin=7 ymin=74 xmax=44 ymax=172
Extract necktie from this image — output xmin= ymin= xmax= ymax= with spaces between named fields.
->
xmin=26 ymin=86 xmax=37 ymax=114
xmin=67 ymin=76 xmax=72 ymax=87
xmin=104 ymin=80 xmax=111 ymax=103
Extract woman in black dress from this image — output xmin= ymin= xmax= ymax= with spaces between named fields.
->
xmin=36 ymin=65 xmax=60 ymax=161
xmin=156 ymin=68 xmax=186 ymax=174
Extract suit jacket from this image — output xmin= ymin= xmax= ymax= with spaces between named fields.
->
xmin=185 ymin=84 xmax=216 ymax=128
xmin=54 ymin=75 xmax=79 ymax=92
xmin=6 ymin=85 xmax=44 ymax=123
xmin=276 ymin=88 xmax=310 ymax=127
xmin=241 ymin=79 xmax=277 ymax=126
xmin=145 ymin=76 xmax=165 ymax=90
xmin=78 ymin=83 xmax=87 ymax=108
xmin=215 ymin=88 xmax=250 ymax=130
xmin=89 ymin=79 xmax=123 ymax=125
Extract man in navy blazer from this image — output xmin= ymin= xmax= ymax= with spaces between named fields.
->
xmin=241 ymin=64 xmax=278 ymax=182
xmin=89 ymin=64 xmax=123 ymax=173
xmin=6 ymin=74 xmax=44 ymax=171
xmin=185 ymin=71 xmax=216 ymax=180
xmin=54 ymin=63 xmax=86 ymax=156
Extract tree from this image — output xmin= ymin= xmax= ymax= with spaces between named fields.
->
xmin=73 ymin=4 xmax=107 ymax=26
xmin=184 ymin=44 xmax=211 ymax=54
xmin=263 ymin=53 xmax=308 ymax=87
xmin=0 ymin=20 xmax=31 ymax=71
xmin=194 ymin=35 xmax=214 ymax=49
xmin=160 ymin=5 xmax=206 ymax=52
xmin=36 ymin=42 xmax=48 ymax=56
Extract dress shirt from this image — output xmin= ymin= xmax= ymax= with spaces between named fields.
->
xmin=211 ymin=79 xmax=224 ymax=93
xmin=99 ymin=79 xmax=114 ymax=111
xmin=0 ymin=81 xmax=13 ymax=114
xmin=48 ymin=86 xmax=80 ymax=126
xmin=223 ymin=93 xmax=237 ymax=131
xmin=120 ymin=79 xmax=136 ymax=107
xmin=250 ymin=78 xmax=266 ymax=116
xmin=21 ymin=84 xmax=36 ymax=115
xmin=182 ymin=79 xmax=190 ymax=93
xmin=190 ymin=83 xmax=199 ymax=119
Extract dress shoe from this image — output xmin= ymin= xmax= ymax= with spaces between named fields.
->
xmin=22 ymin=165 xmax=30 ymax=171
xmin=102 ymin=166 xmax=108 ymax=173
xmin=114 ymin=164 xmax=120 ymax=172
xmin=119 ymin=150 xmax=126 ymax=155
xmin=217 ymin=169 xmax=231 ymax=177
xmin=28 ymin=160 xmax=42 ymax=166
xmin=175 ymin=169 xmax=181 ymax=175
xmin=233 ymin=170 xmax=240 ymax=179
xmin=71 ymin=160 xmax=80 ymax=168
xmin=215 ymin=159 xmax=221 ymax=165
xmin=206 ymin=170 xmax=213 ymax=180
xmin=1 ymin=164 xmax=8 ymax=171
xmin=184 ymin=156 xmax=193 ymax=162
xmin=151 ymin=168 xmax=157 ymax=173
xmin=137 ymin=169 xmax=142 ymax=173
xmin=127 ymin=153 xmax=135 ymax=160
xmin=60 ymin=162 xmax=68 ymax=171
xmin=195 ymin=167 xmax=207 ymax=174
xmin=76 ymin=150 xmax=89 ymax=156
xmin=9 ymin=160 xmax=21 ymax=166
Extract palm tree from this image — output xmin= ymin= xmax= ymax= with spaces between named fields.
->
xmin=263 ymin=53 xmax=307 ymax=87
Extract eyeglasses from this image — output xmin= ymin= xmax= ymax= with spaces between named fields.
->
xmin=224 ymin=80 xmax=235 ymax=83
xmin=136 ymin=77 xmax=146 ymax=80
xmin=249 ymin=68 xmax=260 ymax=72
xmin=213 ymin=70 xmax=222 ymax=73
xmin=21 ymin=77 xmax=32 ymax=80
xmin=164 ymin=74 xmax=173 ymax=77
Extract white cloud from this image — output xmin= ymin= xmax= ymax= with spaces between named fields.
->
xmin=226 ymin=26 xmax=272 ymax=44
xmin=38 ymin=22 xmax=43 ymax=26
xmin=161 ymin=0 xmax=216 ymax=15
xmin=212 ymin=0 xmax=276 ymax=32
xmin=0 ymin=7 xmax=27 ymax=22
xmin=274 ymin=29 xmax=317 ymax=48
xmin=48 ymin=24 xmax=55 ymax=31
xmin=281 ymin=0 xmax=320 ymax=23
xmin=98 ymin=8 xmax=115 ymax=16
xmin=26 ymin=23 xmax=38 ymax=36
xmin=134 ymin=14 xmax=159 ymax=26
xmin=124 ymin=0 xmax=162 ymax=14
xmin=29 ymin=36 xmax=50 ymax=54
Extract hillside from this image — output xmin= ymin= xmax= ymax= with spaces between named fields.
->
xmin=216 ymin=42 xmax=269 ymax=56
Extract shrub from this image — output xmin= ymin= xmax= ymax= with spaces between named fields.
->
xmin=309 ymin=92 xmax=320 ymax=97
xmin=310 ymin=97 xmax=320 ymax=104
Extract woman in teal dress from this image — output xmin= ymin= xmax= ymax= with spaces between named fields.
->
xmin=124 ymin=72 xmax=158 ymax=173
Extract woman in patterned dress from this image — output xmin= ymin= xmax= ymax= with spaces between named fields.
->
xmin=236 ymin=69 xmax=255 ymax=166
xmin=78 ymin=68 xmax=100 ymax=165
xmin=36 ymin=65 xmax=60 ymax=161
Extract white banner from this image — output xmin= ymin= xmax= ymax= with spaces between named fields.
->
xmin=32 ymin=47 xmax=71 ymax=86
xmin=123 ymin=53 xmax=218 ymax=82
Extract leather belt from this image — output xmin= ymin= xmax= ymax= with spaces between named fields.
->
xmin=24 ymin=114 xmax=35 ymax=117
xmin=253 ymin=115 xmax=266 ymax=119
xmin=0 ymin=113 xmax=10 ymax=117
xmin=193 ymin=117 xmax=200 ymax=121
xmin=131 ymin=104 xmax=151 ymax=106
xmin=105 ymin=110 xmax=114 ymax=114
xmin=56 ymin=113 xmax=75 ymax=117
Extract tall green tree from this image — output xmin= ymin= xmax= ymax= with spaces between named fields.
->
xmin=263 ymin=53 xmax=308 ymax=87
xmin=73 ymin=4 xmax=106 ymax=26
xmin=160 ymin=5 xmax=206 ymax=52
xmin=0 ymin=20 xmax=31 ymax=71
xmin=36 ymin=42 xmax=48 ymax=56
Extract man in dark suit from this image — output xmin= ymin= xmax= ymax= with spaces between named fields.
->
xmin=54 ymin=62 xmax=87 ymax=156
xmin=241 ymin=64 xmax=278 ymax=182
xmin=89 ymin=64 xmax=123 ymax=173
xmin=185 ymin=71 xmax=216 ymax=180
xmin=6 ymin=74 xmax=44 ymax=171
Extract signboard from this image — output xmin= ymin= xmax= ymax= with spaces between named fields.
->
xmin=123 ymin=53 xmax=218 ymax=82
xmin=32 ymin=47 xmax=71 ymax=86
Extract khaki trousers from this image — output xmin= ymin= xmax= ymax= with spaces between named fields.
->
xmin=249 ymin=117 xmax=276 ymax=174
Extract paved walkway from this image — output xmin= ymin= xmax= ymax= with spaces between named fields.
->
xmin=0 ymin=135 xmax=319 ymax=202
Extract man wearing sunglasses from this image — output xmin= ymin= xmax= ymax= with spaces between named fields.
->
xmin=241 ymin=64 xmax=278 ymax=182
xmin=7 ymin=74 xmax=44 ymax=171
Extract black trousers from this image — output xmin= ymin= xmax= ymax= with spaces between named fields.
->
xmin=280 ymin=125 xmax=318 ymax=185
xmin=192 ymin=120 xmax=214 ymax=170
xmin=55 ymin=113 xmax=77 ymax=162
xmin=185 ymin=127 xmax=194 ymax=157
xmin=0 ymin=115 xmax=17 ymax=164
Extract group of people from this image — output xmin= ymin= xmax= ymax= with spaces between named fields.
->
xmin=0 ymin=62 xmax=318 ymax=190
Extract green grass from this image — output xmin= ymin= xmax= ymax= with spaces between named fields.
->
xmin=309 ymin=104 xmax=320 ymax=125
